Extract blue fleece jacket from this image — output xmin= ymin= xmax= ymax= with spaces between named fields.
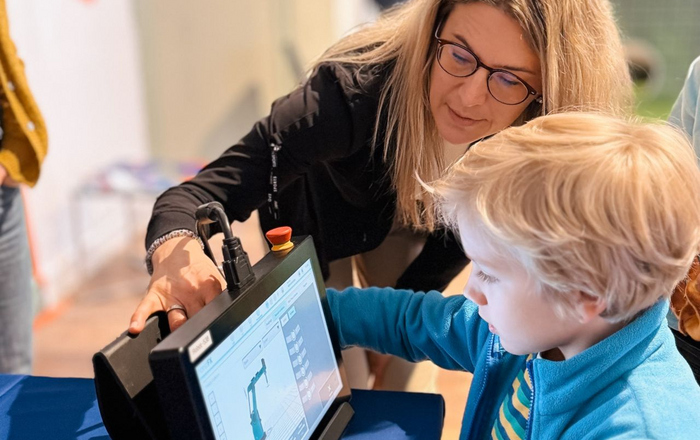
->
xmin=328 ymin=287 xmax=700 ymax=439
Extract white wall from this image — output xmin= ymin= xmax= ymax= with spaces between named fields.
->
xmin=333 ymin=0 xmax=380 ymax=40
xmin=7 ymin=0 xmax=150 ymax=305
xmin=132 ymin=0 xmax=338 ymax=162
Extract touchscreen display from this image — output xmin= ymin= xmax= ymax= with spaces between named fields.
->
xmin=195 ymin=259 xmax=343 ymax=440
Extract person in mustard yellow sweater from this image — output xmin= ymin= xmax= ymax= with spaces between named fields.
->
xmin=0 ymin=0 xmax=48 ymax=374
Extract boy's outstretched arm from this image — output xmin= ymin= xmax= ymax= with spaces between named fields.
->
xmin=327 ymin=286 xmax=491 ymax=373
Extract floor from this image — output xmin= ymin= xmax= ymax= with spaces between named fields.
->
xmin=32 ymin=231 xmax=472 ymax=440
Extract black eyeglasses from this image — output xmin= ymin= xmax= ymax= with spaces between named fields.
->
xmin=434 ymin=27 xmax=541 ymax=106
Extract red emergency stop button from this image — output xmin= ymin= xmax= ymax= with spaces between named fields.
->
xmin=266 ymin=226 xmax=294 ymax=251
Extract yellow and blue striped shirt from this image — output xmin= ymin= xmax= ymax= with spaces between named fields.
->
xmin=491 ymin=354 xmax=534 ymax=440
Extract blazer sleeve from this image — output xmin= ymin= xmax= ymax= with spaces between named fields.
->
xmin=146 ymin=63 xmax=375 ymax=249
xmin=327 ymin=286 xmax=489 ymax=373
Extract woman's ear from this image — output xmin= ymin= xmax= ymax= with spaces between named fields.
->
xmin=573 ymin=291 xmax=607 ymax=324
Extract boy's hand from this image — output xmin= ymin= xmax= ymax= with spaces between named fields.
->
xmin=129 ymin=236 xmax=226 ymax=334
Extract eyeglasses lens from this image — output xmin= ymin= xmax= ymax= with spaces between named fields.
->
xmin=437 ymin=43 xmax=529 ymax=105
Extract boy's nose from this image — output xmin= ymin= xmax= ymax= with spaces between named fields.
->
xmin=465 ymin=286 xmax=488 ymax=306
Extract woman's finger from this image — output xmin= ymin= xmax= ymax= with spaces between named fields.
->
xmin=129 ymin=292 xmax=164 ymax=334
xmin=166 ymin=303 xmax=189 ymax=331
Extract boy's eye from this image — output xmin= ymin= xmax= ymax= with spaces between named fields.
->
xmin=476 ymin=270 xmax=498 ymax=284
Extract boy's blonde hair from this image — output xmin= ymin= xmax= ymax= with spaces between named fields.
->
xmin=435 ymin=112 xmax=700 ymax=322
xmin=316 ymin=0 xmax=633 ymax=231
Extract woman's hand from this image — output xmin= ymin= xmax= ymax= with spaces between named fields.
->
xmin=128 ymin=236 xmax=226 ymax=334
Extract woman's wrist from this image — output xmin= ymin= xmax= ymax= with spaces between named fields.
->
xmin=145 ymin=229 xmax=202 ymax=275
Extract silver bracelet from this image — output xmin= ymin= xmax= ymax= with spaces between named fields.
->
xmin=145 ymin=229 xmax=202 ymax=275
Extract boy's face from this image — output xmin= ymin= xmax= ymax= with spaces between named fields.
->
xmin=458 ymin=217 xmax=585 ymax=358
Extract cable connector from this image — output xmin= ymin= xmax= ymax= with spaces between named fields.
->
xmin=195 ymin=202 xmax=255 ymax=293
xmin=222 ymin=236 xmax=255 ymax=289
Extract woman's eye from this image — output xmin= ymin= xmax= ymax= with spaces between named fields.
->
xmin=450 ymin=47 xmax=474 ymax=66
xmin=451 ymin=52 xmax=468 ymax=64
xmin=476 ymin=270 xmax=498 ymax=284
xmin=493 ymin=73 xmax=522 ymax=88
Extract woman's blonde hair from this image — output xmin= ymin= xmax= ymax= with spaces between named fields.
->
xmin=315 ymin=0 xmax=633 ymax=231
xmin=435 ymin=112 xmax=700 ymax=322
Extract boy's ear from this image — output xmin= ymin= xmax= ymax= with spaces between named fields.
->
xmin=573 ymin=291 xmax=607 ymax=323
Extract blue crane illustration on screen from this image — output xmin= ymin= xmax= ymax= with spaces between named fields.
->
xmin=247 ymin=358 xmax=269 ymax=440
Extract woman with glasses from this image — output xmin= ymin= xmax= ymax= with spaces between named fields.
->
xmin=130 ymin=0 xmax=633 ymax=390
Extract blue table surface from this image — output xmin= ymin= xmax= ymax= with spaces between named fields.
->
xmin=0 ymin=374 xmax=444 ymax=440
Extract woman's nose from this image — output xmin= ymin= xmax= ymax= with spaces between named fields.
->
xmin=459 ymin=68 xmax=490 ymax=106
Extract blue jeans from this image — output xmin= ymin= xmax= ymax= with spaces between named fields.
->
xmin=0 ymin=186 xmax=33 ymax=374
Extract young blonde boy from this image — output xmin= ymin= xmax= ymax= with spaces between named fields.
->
xmin=327 ymin=112 xmax=700 ymax=439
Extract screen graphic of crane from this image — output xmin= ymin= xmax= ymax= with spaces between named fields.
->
xmin=248 ymin=359 xmax=269 ymax=440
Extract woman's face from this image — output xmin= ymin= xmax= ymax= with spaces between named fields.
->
xmin=429 ymin=2 xmax=542 ymax=145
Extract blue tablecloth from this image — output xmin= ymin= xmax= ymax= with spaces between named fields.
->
xmin=0 ymin=374 xmax=444 ymax=440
